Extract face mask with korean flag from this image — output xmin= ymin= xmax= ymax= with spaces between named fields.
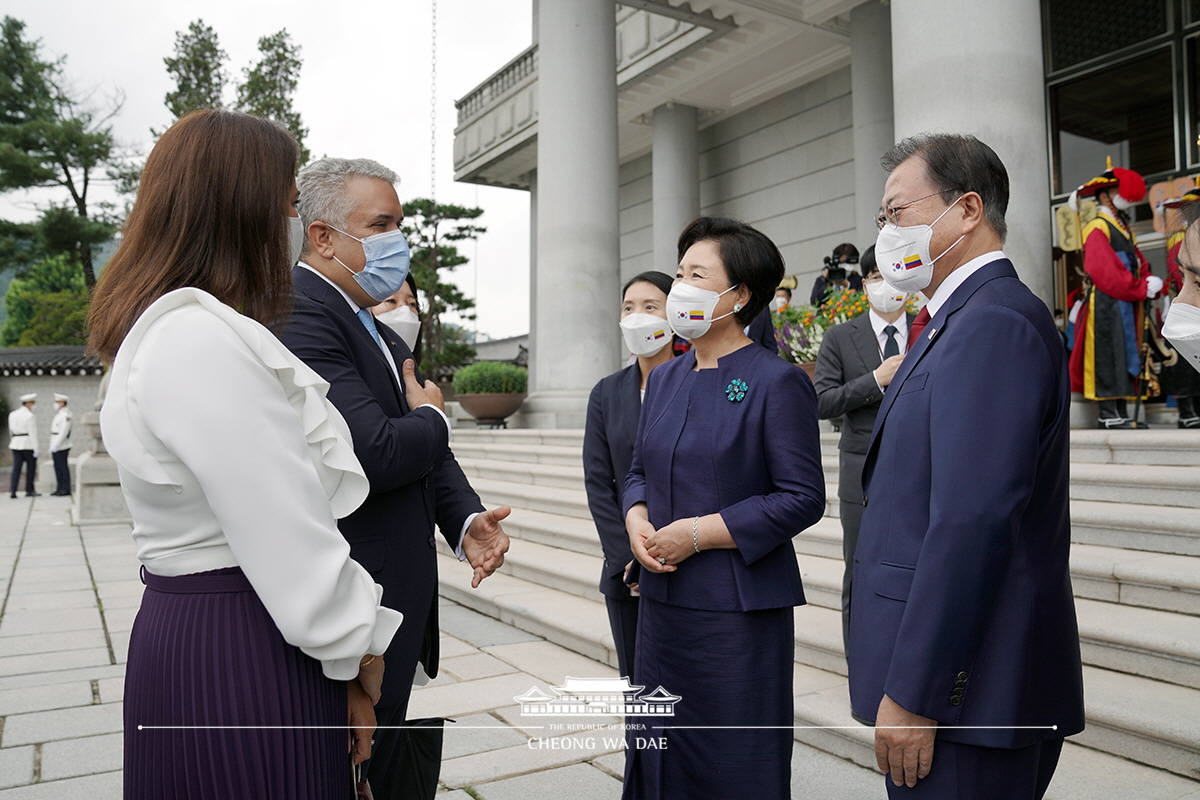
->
xmin=620 ymin=313 xmax=670 ymax=357
xmin=874 ymin=195 xmax=965 ymax=293
xmin=666 ymin=281 xmax=740 ymax=340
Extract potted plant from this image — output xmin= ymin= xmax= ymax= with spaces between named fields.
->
xmin=452 ymin=361 xmax=528 ymax=427
xmin=774 ymin=290 xmax=871 ymax=379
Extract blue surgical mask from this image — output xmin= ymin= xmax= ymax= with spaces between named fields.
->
xmin=329 ymin=226 xmax=411 ymax=303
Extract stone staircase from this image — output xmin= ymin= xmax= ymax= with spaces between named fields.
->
xmin=437 ymin=427 xmax=1200 ymax=794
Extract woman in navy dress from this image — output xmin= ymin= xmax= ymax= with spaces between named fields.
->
xmin=622 ymin=217 xmax=826 ymax=799
xmin=583 ymin=271 xmax=678 ymax=681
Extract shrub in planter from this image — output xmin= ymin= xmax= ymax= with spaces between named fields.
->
xmin=452 ymin=362 xmax=528 ymax=395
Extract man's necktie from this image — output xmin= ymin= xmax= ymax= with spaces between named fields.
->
xmin=883 ymin=325 xmax=899 ymax=359
xmin=909 ymin=308 xmax=931 ymax=343
xmin=357 ymin=307 xmax=384 ymax=349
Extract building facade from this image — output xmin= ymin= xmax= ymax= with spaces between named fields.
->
xmin=454 ymin=0 xmax=1191 ymax=427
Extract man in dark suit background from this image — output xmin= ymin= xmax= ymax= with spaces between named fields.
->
xmin=847 ymin=134 xmax=1084 ymax=798
xmin=812 ymin=246 xmax=913 ymax=652
xmin=281 ymin=157 xmax=510 ymax=797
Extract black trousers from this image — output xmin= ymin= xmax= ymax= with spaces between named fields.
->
xmin=10 ymin=450 xmax=35 ymax=495
xmin=52 ymin=449 xmax=70 ymax=495
xmin=605 ymin=593 xmax=639 ymax=680
xmin=884 ymin=737 xmax=1063 ymax=800
xmin=839 ymin=497 xmax=865 ymax=655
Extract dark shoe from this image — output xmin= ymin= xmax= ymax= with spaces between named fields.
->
xmin=1098 ymin=417 xmax=1134 ymax=429
xmin=9 ymin=493 xmax=16 ymax=499
xmin=1180 ymin=416 xmax=1200 ymax=429
xmin=25 ymin=492 xmax=40 ymax=497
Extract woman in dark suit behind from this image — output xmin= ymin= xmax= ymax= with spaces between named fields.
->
xmin=583 ymin=271 xmax=677 ymax=680
xmin=622 ymin=217 xmax=826 ymax=800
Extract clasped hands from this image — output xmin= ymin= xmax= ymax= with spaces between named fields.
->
xmin=626 ymin=511 xmax=699 ymax=574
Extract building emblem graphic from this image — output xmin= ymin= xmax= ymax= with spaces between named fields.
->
xmin=514 ymin=677 xmax=681 ymax=716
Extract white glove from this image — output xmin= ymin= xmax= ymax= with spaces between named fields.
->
xmin=1146 ymin=275 xmax=1164 ymax=298
xmin=33 ymin=450 xmax=40 ymax=459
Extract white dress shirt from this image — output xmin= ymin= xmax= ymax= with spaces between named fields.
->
xmin=101 ymin=288 xmax=402 ymax=680
xmin=869 ymin=308 xmax=909 ymax=357
xmin=924 ymin=250 xmax=1007 ymax=318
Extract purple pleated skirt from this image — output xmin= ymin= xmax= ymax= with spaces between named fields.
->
xmin=124 ymin=567 xmax=349 ymax=799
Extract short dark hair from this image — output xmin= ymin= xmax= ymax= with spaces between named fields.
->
xmin=881 ymin=132 xmax=1009 ymax=243
xmin=776 ymin=286 xmax=792 ymax=299
xmin=622 ymin=270 xmax=673 ymax=299
xmin=832 ymin=242 xmax=859 ymax=261
xmin=860 ymin=245 xmax=878 ymax=277
xmin=1180 ymin=199 xmax=1200 ymax=229
xmin=677 ymin=216 xmax=785 ymax=326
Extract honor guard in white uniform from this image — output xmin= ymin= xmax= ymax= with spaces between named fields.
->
xmin=49 ymin=393 xmax=72 ymax=496
xmin=9 ymin=393 xmax=39 ymax=498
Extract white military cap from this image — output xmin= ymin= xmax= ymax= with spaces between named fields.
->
xmin=20 ymin=393 xmax=37 ymax=402
xmin=54 ymin=393 xmax=69 ymax=402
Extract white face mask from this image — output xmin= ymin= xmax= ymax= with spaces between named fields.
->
xmin=874 ymin=195 xmax=965 ymax=293
xmin=1112 ymin=194 xmax=1133 ymax=212
xmin=620 ymin=313 xmax=670 ymax=357
xmin=865 ymin=280 xmax=907 ymax=314
xmin=1163 ymin=301 xmax=1200 ymax=375
xmin=666 ymin=282 xmax=740 ymax=341
xmin=770 ymin=296 xmax=788 ymax=312
xmin=287 ymin=216 xmax=306 ymax=265
xmin=375 ymin=306 xmax=421 ymax=352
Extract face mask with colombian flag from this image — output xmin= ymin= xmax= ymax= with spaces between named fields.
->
xmin=621 ymin=313 xmax=671 ymax=357
xmin=874 ymin=195 xmax=964 ymax=294
xmin=666 ymin=282 xmax=740 ymax=340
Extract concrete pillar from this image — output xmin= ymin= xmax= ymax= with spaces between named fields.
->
xmin=890 ymin=0 xmax=1052 ymax=306
xmin=527 ymin=170 xmax=538 ymax=393
xmin=652 ymin=103 xmax=700 ymax=274
xmin=850 ymin=0 xmax=894 ymax=250
xmin=525 ymin=0 xmax=621 ymax=428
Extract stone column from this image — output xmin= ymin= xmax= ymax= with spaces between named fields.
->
xmin=850 ymin=0 xmax=894 ymax=249
xmin=71 ymin=372 xmax=131 ymax=525
xmin=524 ymin=0 xmax=621 ymax=428
xmin=652 ymin=103 xmax=700 ymax=274
xmin=890 ymin=0 xmax=1052 ymax=305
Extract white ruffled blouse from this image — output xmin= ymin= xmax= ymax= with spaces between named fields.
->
xmin=102 ymin=288 xmax=402 ymax=680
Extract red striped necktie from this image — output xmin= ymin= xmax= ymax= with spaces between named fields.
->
xmin=909 ymin=308 xmax=932 ymax=343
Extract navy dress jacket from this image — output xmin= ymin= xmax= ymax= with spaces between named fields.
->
xmin=583 ymin=363 xmax=642 ymax=599
xmin=623 ymin=343 xmax=825 ymax=611
xmin=280 ymin=266 xmax=484 ymax=709
xmin=847 ymin=259 xmax=1086 ymax=748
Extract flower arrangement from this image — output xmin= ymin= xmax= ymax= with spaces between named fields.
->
xmin=773 ymin=288 xmax=924 ymax=364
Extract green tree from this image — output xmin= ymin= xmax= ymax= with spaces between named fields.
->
xmin=2 ymin=253 xmax=87 ymax=345
xmin=236 ymin=29 xmax=309 ymax=164
xmin=0 ymin=16 xmax=121 ymax=290
xmin=163 ymin=20 xmax=227 ymax=119
xmin=400 ymin=199 xmax=486 ymax=377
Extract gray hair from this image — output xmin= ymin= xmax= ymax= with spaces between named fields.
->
xmin=296 ymin=158 xmax=400 ymax=252
xmin=880 ymin=132 xmax=1009 ymax=243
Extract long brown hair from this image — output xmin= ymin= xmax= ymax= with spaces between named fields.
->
xmin=88 ymin=110 xmax=298 ymax=361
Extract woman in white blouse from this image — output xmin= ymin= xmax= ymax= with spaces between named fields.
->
xmin=87 ymin=110 xmax=401 ymax=799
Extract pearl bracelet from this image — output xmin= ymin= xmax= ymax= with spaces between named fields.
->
xmin=692 ymin=516 xmax=701 ymax=554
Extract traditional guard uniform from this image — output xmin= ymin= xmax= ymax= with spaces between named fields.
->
xmin=8 ymin=393 xmax=39 ymax=498
xmin=1067 ymin=161 xmax=1162 ymax=428
xmin=49 ymin=393 xmax=73 ymax=495
xmin=1160 ymin=185 xmax=1200 ymax=427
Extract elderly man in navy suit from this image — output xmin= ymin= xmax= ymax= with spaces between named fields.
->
xmin=847 ymin=133 xmax=1084 ymax=799
xmin=280 ymin=158 xmax=510 ymax=797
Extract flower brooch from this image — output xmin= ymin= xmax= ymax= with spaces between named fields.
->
xmin=725 ymin=379 xmax=748 ymax=402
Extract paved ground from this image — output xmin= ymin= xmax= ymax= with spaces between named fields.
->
xmin=0 ymin=495 xmax=881 ymax=798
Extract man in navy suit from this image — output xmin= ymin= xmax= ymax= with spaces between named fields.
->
xmin=280 ymin=158 xmax=510 ymax=797
xmin=847 ymin=134 xmax=1084 ymax=798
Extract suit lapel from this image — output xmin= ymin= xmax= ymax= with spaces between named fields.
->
xmin=617 ymin=364 xmax=642 ymax=457
xmin=864 ymin=260 xmax=1018 ymax=466
xmin=849 ymin=314 xmax=883 ymax=373
xmin=293 ymin=266 xmax=406 ymax=409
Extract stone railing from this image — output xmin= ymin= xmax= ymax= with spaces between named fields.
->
xmin=456 ymin=45 xmax=538 ymax=127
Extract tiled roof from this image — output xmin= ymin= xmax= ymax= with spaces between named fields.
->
xmin=0 ymin=346 xmax=106 ymax=376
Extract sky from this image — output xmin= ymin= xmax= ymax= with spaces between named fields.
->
xmin=2 ymin=0 xmax=534 ymax=340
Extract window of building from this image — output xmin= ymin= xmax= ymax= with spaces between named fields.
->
xmin=1046 ymin=0 xmax=1169 ymax=73
xmin=1049 ymin=47 xmax=1176 ymax=196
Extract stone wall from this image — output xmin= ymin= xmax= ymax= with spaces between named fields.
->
xmin=618 ymin=67 xmax=859 ymax=293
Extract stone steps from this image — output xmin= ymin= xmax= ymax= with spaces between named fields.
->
xmin=436 ymin=553 xmax=1200 ymax=783
xmin=446 ymin=428 xmax=1200 ymax=786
